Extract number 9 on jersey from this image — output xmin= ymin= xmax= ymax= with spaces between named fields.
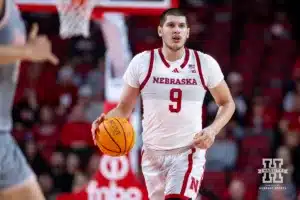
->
xmin=169 ymin=88 xmax=182 ymax=113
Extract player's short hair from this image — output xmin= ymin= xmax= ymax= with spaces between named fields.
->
xmin=159 ymin=8 xmax=188 ymax=26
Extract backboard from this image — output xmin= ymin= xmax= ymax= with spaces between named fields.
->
xmin=16 ymin=0 xmax=178 ymax=17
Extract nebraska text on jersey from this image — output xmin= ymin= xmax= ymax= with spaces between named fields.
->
xmin=153 ymin=77 xmax=197 ymax=85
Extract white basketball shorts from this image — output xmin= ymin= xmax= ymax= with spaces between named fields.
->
xmin=141 ymin=147 xmax=206 ymax=200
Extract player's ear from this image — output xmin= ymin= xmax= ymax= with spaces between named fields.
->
xmin=186 ymin=27 xmax=190 ymax=39
xmin=158 ymin=26 xmax=162 ymax=37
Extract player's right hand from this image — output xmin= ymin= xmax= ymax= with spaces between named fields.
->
xmin=91 ymin=113 xmax=106 ymax=145
xmin=25 ymin=23 xmax=59 ymax=65
xmin=193 ymin=126 xmax=217 ymax=149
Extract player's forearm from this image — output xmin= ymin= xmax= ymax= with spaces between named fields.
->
xmin=0 ymin=45 xmax=31 ymax=65
xmin=210 ymin=100 xmax=235 ymax=134
xmin=105 ymin=103 xmax=133 ymax=119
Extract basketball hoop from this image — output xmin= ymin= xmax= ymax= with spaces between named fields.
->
xmin=56 ymin=0 xmax=95 ymax=38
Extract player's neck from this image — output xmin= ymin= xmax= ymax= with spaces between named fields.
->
xmin=161 ymin=47 xmax=185 ymax=62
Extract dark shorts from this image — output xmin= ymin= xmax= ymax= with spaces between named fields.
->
xmin=0 ymin=133 xmax=34 ymax=189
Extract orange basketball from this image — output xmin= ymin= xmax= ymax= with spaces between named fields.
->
xmin=95 ymin=117 xmax=135 ymax=157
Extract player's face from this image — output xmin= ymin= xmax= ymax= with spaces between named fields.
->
xmin=158 ymin=15 xmax=190 ymax=51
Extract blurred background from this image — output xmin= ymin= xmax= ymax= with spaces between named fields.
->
xmin=12 ymin=0 xmax=300 ymax=199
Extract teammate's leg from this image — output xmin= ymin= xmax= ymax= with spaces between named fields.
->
xmin=0 ymin=134 xmax=45 ymax=200
xmin=141 ymin=149 xmax=166 ymax=200
xmin=164 ymin=148 xmax=206 ymax=200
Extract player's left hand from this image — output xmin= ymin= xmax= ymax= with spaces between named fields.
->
xmin=193 ymin=126 xmax=218 ymax=149
xmin=91 ymin=113 xmax=106 ymax=145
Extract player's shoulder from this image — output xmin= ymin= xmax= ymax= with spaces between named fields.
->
xmin=131 ymin=49 xmax=153 ymax=63
xmin=134 ymin=49 xmax=155 ymax=58
xmin=188 ymin=48 xmax=219 ymax=66
xmin=128 ymin=49 xmax=155 ymax=70
xmin=188 ymin=48 xmax=216 ymax=61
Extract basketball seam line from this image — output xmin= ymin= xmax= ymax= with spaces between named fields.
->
xmin=114 ymin=118 xmax=127 ymax=154
xmin=103 ymin=123 xmax=121 ymax=153
xmin=98 ymin=142 xmax=121 ymax=154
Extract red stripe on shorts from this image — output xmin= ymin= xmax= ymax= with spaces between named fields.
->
xmin=165 ymin=194 xmax=190 ymax=200
xmin=180 ymin=148 xmax=196 ymax=196
xmin=141 ymin=149 xmax=144 ymax=157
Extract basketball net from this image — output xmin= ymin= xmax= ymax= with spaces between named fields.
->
xmin=56 ymin=0 xmax=95 ymax=38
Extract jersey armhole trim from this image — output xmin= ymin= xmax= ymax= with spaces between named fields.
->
xmin=194 ymin=50 xmax=208 ymax=91
xmin=0 ymin=0 xmax=9 ymax=30
xmin=180 ymin=48 xmax=190 ymax=69
xmin=139 ymin=50 xmax=154 ymax=91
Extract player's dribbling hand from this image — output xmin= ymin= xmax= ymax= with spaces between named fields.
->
xmin=193 ymin=126 xmax=218 ymax=149
xmin=91 ymin=113 xmax=106 ymax=145
xmin=25 ymin=23 xmax=59 ymax=65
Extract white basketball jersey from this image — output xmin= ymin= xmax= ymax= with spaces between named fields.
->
xmin=123 ymin=48 xmax=224 ymax=150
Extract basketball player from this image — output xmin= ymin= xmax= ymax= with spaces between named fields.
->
xmin=0 ymin=0 xmax=58 ymax=199
xmin=92 ymin=8 xmax=235 ymax=200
